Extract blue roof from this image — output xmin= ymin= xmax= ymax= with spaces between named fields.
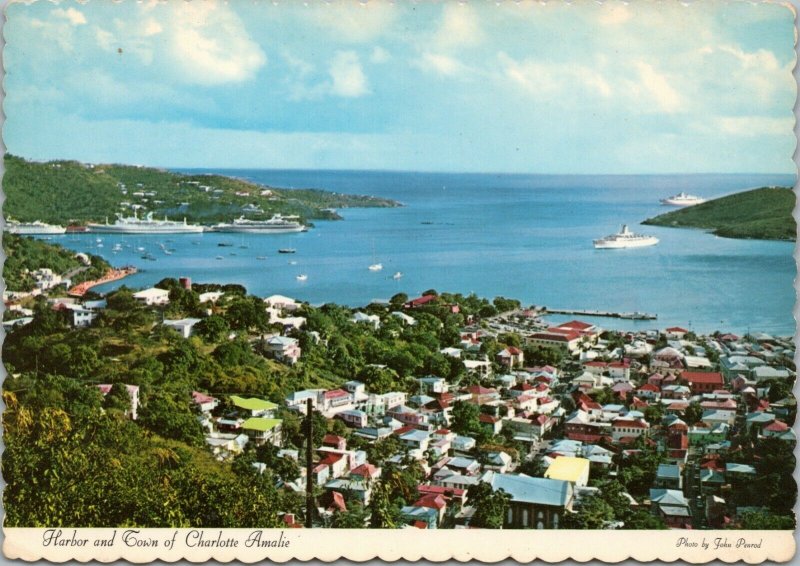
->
xmin=447 ymin=456 xmax=477 ymax=468
xmin=656 ymin=464 xmax=681 ymax=479
xmin=649 ymin=489 xmax=688 ymax=506
xmin=400 ymin=429 xmax=430 ymax=442
xmin=725 ymin=463 xmax=756 ymax=474
xmin=489 ymin=473 xmax=571 ymax=507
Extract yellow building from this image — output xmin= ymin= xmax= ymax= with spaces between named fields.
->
xmin=544 ymin=456 xmax=590 ymax=487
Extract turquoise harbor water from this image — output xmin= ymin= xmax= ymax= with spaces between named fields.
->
xmin=53 ymin=170 xmax=796 ymax=335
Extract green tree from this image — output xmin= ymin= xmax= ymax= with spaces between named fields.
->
xmin=331 ymin=504 xmax=368 ymax=528
xmin=389 ymin=293 xmax=409 ymax=309
xmin=70 ymin=345 xmax=101 ymax=379
xmin=369 ymin=480 xmax=401 ymax=528
xmin=684 ymin=402 xmax=703 ymax=425
xmin=563 ymin=493 xmax=614 ymax=528
xmin=466 ymin=482 xmax=510 ymax=529
xmin=224 ymin=296 xmax=269 ymax=331
xmin=139 ymin=391 xmax=205 ymax=446
xmin=195 ymin=315 xmax=230 ymax=343
xmin=254 ymin=444 xmax=301 ymax=483
xmin=737 ymin=510 xmax=795 ymax=530
xmin=104 ymin=383 xmax=132 ymax=417
xmin=451 ymin=401 xmax=482 ymax=436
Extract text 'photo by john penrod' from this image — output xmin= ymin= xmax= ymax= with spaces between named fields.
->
xmin=1 ymin=0 xmax=797 ymax=563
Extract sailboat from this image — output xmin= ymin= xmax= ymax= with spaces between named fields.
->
xmin=368 ymin=241 xmax=383 ymax=271
xmin=392 ymin=271 xmax=403 ymax=280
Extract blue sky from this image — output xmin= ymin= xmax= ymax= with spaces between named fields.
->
xmin=4 ymin=1 xmax=796 ymax=174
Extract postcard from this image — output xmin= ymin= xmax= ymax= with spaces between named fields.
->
xmin=1 ymin=0 xmax=796 ymax=563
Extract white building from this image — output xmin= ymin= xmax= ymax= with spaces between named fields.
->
xmin=133 ymin=287 xmax=170 ymax=306
xmin=163 ymin=318 xmax=202 ymax=339
xmin=265 ymin=335 xmax=302 ymax=365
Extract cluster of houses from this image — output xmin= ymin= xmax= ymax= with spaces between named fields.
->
xmin=6 ymin=278 xmax=795 ymax=530
xmin=183 ymin=301 xmax=794 ymax=529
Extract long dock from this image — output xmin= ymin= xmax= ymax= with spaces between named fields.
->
xmin=68 ymin=266 xmax=137 ymax=297
xmin=543 ymin=308 xmax=657 ymax=320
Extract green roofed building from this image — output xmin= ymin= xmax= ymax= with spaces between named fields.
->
xmin=242 ymin=417 xmax=283 ymax=446
xmin=230 ymin=395 xmax=278 ymax=417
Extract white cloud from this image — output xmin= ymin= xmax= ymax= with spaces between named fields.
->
xmin=51 ymin=7 xmax=86 ymax=26
xmin=282 ymin=50 xmax=315 ymax=78
xmin=598 ymin=4 xmax=632 ymax=26
xmin=435 ymin=4 xmax=484 ymax=48
xmin=309 ymin=3 xmax=396 ymax=43
xmin=95 ymin=28 xmax=115 ymax=51
xmin=168 ymin=2 xmax=267 ymax=85
xmin=370 ymin=46 xmax=391 ymax=64
xmin=142 ymin=19 xmax=163 ymax=37
xmin=328 ymin=51 xmax=370 ymax=98
xmin=716 ymin=116 xmax=795 ymax=137
xmin=413 ymin=52 xmax=469 ymax=78
xmin=633 ymin=61 xmax=683 ymax=113
xmin=497 ymin=52 xmax=611 ymax=99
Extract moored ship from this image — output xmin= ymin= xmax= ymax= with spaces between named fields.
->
xmin=209 ymin=214 xmax=306 ymax=233
xmin=4 ymin=220 xmax=67 ymax=235
xmin=87 ymin=212 xmax=204 ymax=234
xmin=593 ymin=225 xmax=659 ymax=249
xmin=660 ymin=192 xmax=706 ymax=206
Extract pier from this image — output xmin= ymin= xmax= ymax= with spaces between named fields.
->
xmin=68 ymin=266 xmax=138 ymax=297
xmin=542 ymin=307 xmax=657 ymax=320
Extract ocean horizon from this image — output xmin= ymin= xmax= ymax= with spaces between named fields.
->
xmin=52 ymin=169 xmax=796 ymax=336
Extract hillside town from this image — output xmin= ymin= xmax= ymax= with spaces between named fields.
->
xmin=3 ymin=266 xmax=796 ymax=530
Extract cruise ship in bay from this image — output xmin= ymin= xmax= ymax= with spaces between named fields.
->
xmin=593 ymin=225 xmax=659 ymax=249
xmin=87 ymin=212 xmax=204 ymax=234
xmin=209 ymin=214 xmax=306 ymax=233
xmin=660 ymin=192 xmax=706 ymax=206
xmin=4 ymin=220 xmax=67 ymax=234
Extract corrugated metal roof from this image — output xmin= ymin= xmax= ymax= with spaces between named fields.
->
xmin=489 ymin=473 xmax=571 ymax=507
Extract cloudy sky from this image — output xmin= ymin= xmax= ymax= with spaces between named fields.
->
xmin=4 ymin=1 xmax=796 ymax=174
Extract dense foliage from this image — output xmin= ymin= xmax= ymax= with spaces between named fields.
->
xmin=643 ymin=187 xmax=796 ymax=241
xmin=3 ymin=386 xmax=289 ymax=527
xmin=3 ymin=234 xmax=111 ymax=292
xmin=4 ymin=154 xmax=400 ymax=225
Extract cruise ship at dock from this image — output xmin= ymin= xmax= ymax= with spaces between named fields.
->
xmin=4 ymin=220 xmax=67 ymax=235
xmin=593 ymin=225 xmax=659 ymax=249
xmin=87 ymin=212 xmax=204 ymax=234
xmin=209 ymin=214 xmax=306 ymax=234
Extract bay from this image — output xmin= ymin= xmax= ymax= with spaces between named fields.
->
xmin=53 ymin=170 xmax=796 ymax=335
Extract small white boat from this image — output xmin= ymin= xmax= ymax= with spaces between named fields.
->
xmin=660 ymin=192 xmax=705 ymax=206
xmin=256 ymin=256 xmax=267 ymax=260
xmin=296 ymin=274 xmax=308 ymax=281
xmin=392 ymin=271 xmax=403 ymax=280
xmin=369 ymin=263 xmax=383 ymax=272
xmin=215 ymin=255 xmax=224 ymax=260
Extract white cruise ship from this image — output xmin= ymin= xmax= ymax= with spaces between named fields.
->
xmin=4 ymin=220 xmax=67 ymax=235
xmin=209 ymin=214 xmax=306 ymax=233
xmin=593 ymin=225 xmax=659 ymax=249
xmin=660 ymin=192 xmax=706 ymax=206
xmin=87 ymin=212 xmax=204 ymax=234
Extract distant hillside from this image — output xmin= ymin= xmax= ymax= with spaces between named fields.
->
xmin=3 ymin=234 xmax=111 ymax=292
xmin=2 ymin=155 xmax=400 ymax=225
xmin=643 ymin=187 xmax=796 ymax=241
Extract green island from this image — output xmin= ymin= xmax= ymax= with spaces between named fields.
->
xmin=3 ymin=154 xmax=401 ymax=225
xmin=642 ymin=187 xmax=796 ymax=241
